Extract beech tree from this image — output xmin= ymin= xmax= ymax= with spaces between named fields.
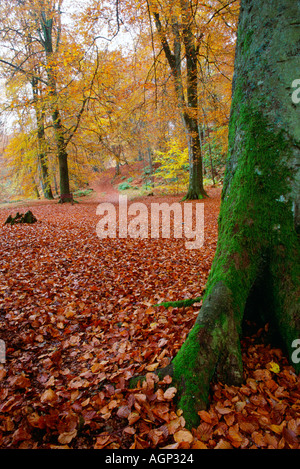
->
xmin=0 ymin=0 xmax=96 ymax=202
xmin=145 ymin=0 xmax=238 ymax=199
xmin=137 ymin=0 xmax=300 ymax=427
xmin=149 ymin=0 xmax=207 ymax=200
xmin=35 ymin=0 xmax=73 ymax=202
xmin=0 ymin=7 xmax=54 ymax=199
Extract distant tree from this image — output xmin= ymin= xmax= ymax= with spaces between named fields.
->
xmin=0 ymin=0 xmax=95 ymax=202
xmin=134 ymin=0 xmax=300 ymax=427
xmin=146 ymin=0 xmax=238 ymax=199
xmin=150 ymin=0 xmax=207 ymax=199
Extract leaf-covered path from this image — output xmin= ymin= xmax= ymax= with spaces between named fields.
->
xmin=0 ymin=185 xmax=299 ymax=449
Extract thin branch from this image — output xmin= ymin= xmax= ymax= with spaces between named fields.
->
xmin=93 ymin=0 xmax=121 ymax=43
xmin=0 ymin=58 xmax=48 ymax=86
xmin=145 ymin=0 xmax=158 ymax=107
xmin=205 ymin=0 xmax=238 ymax=26
xmin=65 ymin=44 xmax=101 ymax=145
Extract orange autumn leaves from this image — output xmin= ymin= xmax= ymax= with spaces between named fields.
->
xmin=200 ymin=342 xmax=300 ymax=449
xmin=0 ymin=186 xmax=299 ymax=449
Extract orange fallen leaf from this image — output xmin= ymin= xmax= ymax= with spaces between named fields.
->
xmin=251 ymin=431 xmax=267 ymax=447
xmin=227 ymin=425 xmax=244 ymax=447
xmin=40 ymin=389 xmax=57 ymax=404
xmin=162 ymin=443 xmax=179 ymax=449
xmin=58 ymin=429 xmax=77 ymax=444
xmin=91 ymin=363 xmax=103 ymax=373
xmin=174 ymin=430 xmax=193 ymax=444
xmin=198 ymin=410 xmax=212 ymax=424
xmin=128 ymin=411 xmax=140 ymax=425
xmin=215 ymin=401 xmax=233 ymax=415
xmin=214 ymin=439 xmax=233 ymax=449
xmin=163 ymin=387 xmax=177 ymax=400
xmin=94 ymin=433 xmax=111 ymax=449
xmin=269 ymin=423 xmax=285 ymax=435
xmin=192 ymin=440 xmax=208 ymax=449
xmin=50 ymin=445 xmax=70 ymax=449
xmin=253 ymin=369 xmax=272 ymax=381
xmin=166 ymin=416 xmax=185 ymax=435
xmin=145 ymin=363 xmax=159 ymax=371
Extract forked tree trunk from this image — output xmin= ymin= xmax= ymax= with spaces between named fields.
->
xmin=153 ymin=5 xmax=207 ymax=200
xmin=140 ymin=0 xmax=300 ymax=428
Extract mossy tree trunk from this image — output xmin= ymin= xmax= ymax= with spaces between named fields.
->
xmin=147 ymin=0 xmax=300 ymax=428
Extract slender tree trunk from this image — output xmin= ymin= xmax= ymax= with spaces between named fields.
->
xmin=115 ymin=158 xmax=120 ymax=176
xmin=200 ymin=118 xmax=216 ymax=185
xmin=33 ymin=179 xmax=40 ymax=199
xmin=31 ymin=77 xmax=54 ymax=200
xmin=180 ymin=0 xmax=207 ymax=200
xmin=147 ymin=146 xmax=154 ymax=188
xmin=53 ymin=172 xmax=59 ymax=196
xmin=136 ymin=0 xmax=300 ymax=428
xmin=183 ymin=115 xmax=206 ymax=199
xmin=153 ymin=6 xmax=207 ymax=200
xmin=38 ymin=135 xmax=54 ymax=200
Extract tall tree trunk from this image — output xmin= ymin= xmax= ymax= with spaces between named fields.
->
xmin=52 ymin=108 xmax=72 ymax=202
xmin=139 ymin=0 xmax=300 ymax=428
xmin=38 ymin=132 xmax=54 ymax=200
xmin=40 ymin=10 xmax=72 ymax=203
xmin=180 ymin=0 xmax=207 ymax=200
xmin=138 ymin=149 xmax=143 ymax=161
xmin=183 ymin=116 xmax=206 ymax=199
xmin=31 ymin=77 xmax=54 ymax=200
xmin=153 ymin=5 xmax=207 ymax=200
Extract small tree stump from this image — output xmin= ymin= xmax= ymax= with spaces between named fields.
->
xmin=4 ymin=210 xmax=37 ymax=225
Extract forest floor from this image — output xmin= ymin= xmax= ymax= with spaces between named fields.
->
xmin=0 ymin=167 xmax=299 ymax=449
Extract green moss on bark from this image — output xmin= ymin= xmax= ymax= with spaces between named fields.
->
xmin=171 ymin=324 xmax=210 ymax=428
xmin=169 ymin=282 xmax=243 ymax=428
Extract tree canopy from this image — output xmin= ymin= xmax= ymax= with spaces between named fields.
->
xmin=0 ymin=0 xmax=238 ymax=201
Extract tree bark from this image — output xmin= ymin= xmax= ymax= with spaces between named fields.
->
xmin=179 ymin=0 xmax=207 ymax=200
xmin=52 ymin=108 xmax=72 ymax=202
xmin=31 ymin=77 xmax=54 ymax=200
xmin=136 ymin=0 xmax=300 ymax=428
